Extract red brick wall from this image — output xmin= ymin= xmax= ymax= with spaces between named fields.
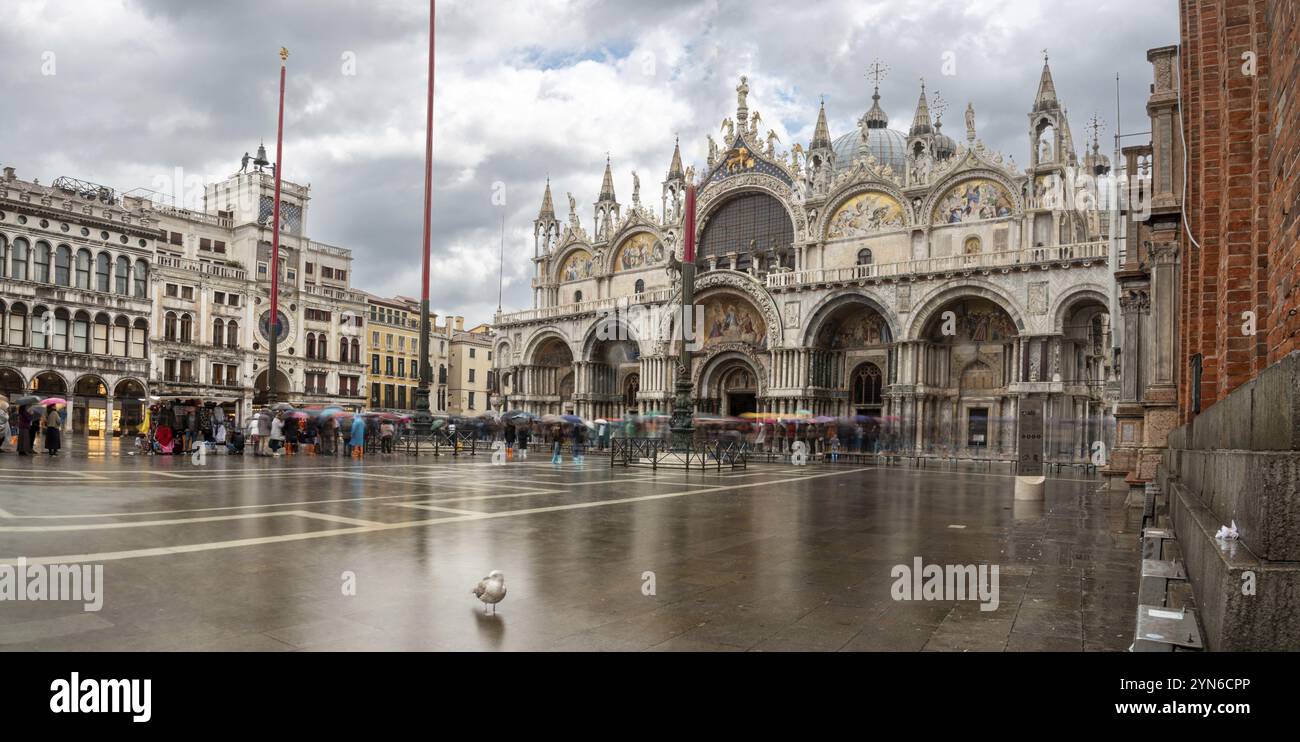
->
xmin=1177 ymin=0 xmax=1296 ymax=422
xmin=1266 ymin=0 xmax=1299 ymax=362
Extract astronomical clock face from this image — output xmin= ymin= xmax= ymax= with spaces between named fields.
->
xmin=258 ymin=309 xmax=291 ymax=345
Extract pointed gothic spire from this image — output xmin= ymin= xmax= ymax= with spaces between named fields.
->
xmin=1033 ymin=51 xmax=1059 ymax=111
xmin=909 ymin=79 xmax=932 ymax=136
xmin=538 ymin=178 xmax=555 ymax=220
xmin=811 ymin=98 xmax=833 ymax=150
xmin=667 ymin=137 xmax=684 ymax=180
xmin=599 ymin=155 xmax=616 ymax=202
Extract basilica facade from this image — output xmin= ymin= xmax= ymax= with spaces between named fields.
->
xmin=493 ymin=60 xmax=1116 ymax=459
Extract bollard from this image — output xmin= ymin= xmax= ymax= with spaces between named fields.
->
xmin=1014 ymin=475 xmax=1046 ymax=501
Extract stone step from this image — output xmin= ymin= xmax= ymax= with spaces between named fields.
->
xmin=1132 ymin=604 xmax=1204 ymax=651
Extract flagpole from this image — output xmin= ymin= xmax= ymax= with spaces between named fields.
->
xmin=414 ymin=0 xmax=436 ymax=434
xmin=267 ymin=47 xmax=288 ymax=406
xmin=670 ymin=182 xmax=697 ymax=450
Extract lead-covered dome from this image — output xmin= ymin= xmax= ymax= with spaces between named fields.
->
xmin=831 ymin=127 xmax=908 ymax=174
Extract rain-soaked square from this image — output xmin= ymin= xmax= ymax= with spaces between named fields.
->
xmin=0 ymin=451 xmax=1140 ymax=651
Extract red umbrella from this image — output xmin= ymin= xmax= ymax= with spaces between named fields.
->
xmin=39 ymin=397 xmax=69 ymax=406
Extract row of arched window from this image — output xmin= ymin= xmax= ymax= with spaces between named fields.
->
xmin=0 ymin=300 xmax=148 ymax=358
xmin=0 ymin=235 xmax=148 ymax=298
xmin=306 ymin=332 xmax=361 ymax=363
xmin=161 ymin=313 xmax=243 ymax=348
xmin=212 ymin=318 xmax=239 ymax=348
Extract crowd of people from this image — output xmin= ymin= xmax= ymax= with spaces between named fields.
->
xmin=0 ymin=396 xmax=67 ymax=457
xmin=8 ymin=396 xmax=1075 ymax=464
xmin=146 ymin=404 xmax=402 ymax=459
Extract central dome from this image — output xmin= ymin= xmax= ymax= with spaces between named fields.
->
xmin=831 ymin=127 xmax=908 ymax=174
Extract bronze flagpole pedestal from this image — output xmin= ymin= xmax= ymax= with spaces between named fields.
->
xmin=669 ymin=183 xmax=697 ymax=451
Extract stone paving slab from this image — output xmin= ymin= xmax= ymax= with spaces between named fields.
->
xmin=0 ymin=452 xmax=1141 ymax=651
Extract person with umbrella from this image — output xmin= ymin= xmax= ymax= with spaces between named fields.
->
xmin=283 ymin=412 xmax=299 ymax=455
xmin=347 ymin=411 xmax=366 ymax=459
xmin=269 ymin=411 xmax=285 ymax=456
xmin=41 ymin=402 xmax=63 ymax=456
xmin=245 ymin=413 xmax=259 ymax=456
xmin=572 ymin=419 xmax=587 ymax=465
xmin=302 ymin=413 xmax=318 ymax=453
xmin=256 ymin=408 xmax=272 ymax=456
xmin=15 ymin=399 xmax=37 ymax=456
xmin=503 ymin=422 xmax=516 ymax=461
xmin=550 ymin=421 xmax=566 ymax=465
xmin=517 ymin=421 xmax=530 ymax=461
xmin=320 ymin=412 xmax=338 ymax=456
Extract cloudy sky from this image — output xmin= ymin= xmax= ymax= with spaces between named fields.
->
xmin=1 ymin=0 xmax=1177 ymax=322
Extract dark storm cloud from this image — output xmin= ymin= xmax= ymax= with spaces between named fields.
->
xmin=0 ymin=0 xmax=1177 ymax=323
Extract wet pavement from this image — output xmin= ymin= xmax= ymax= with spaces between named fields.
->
xmin=0 ymin=447 xmax=1141 ymax=651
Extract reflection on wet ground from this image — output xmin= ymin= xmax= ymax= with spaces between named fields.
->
xmin=0 ymin=451 xmax=1140 ymax=651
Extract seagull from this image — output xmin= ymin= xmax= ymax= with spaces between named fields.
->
xmin=472 ymin=570 xmax=507 ymax=615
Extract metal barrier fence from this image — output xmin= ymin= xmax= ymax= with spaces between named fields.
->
xmin=609 ymin=438 xmax=748 ymax=471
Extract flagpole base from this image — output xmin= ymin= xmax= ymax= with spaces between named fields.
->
xmin=1014 ymin=475 xmax=1046 ymax=501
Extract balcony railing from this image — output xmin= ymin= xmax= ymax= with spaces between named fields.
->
xmin=303 ymin=282 xmax=366 ymax=304
xmin=495 ymin=287 xmax=675 ymax=325
xmin=765 ymin=241 xmax=1108 ymax=290
xmin=155 ymin=254 xmax=246 ymax=280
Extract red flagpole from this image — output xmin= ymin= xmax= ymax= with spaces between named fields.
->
xmin=415 ymin=0 xmax=436 ymax=425
xmin=268 ymin=47 xmax=288 ymax=405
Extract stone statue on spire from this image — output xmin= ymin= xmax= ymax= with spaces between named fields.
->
xmin=965 ymin=102 xmax=976 ymax=142
xmin=735 ymin=75 xmax=750 ymax=129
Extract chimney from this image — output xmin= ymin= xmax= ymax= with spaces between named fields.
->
xmin=454 ymin=316 xmax=464 ymax=332
xmin=2 ymin=167 xmax=14 ymax=182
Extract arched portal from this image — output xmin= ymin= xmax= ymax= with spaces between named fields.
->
xmin=253 ymin=369 xmax=291 ymax=406
xmin=1052 ymin=294 xmax=1112 ymax=460
xmin=807 ymin=297 xmax=894 ymax=417
xmin=0 ymin=367 xmax=25 ymax=399
xmin=30 ymin=371 xmax=68 ymax=395
xmin=584 ymin=332 xmax=640 ymax=419
xmin=114 ymin=378 xmax=147 ymax=435
xmin=72 ymin=374 xmax=109 ymax=436
xmin=917 ymin=296 xmax=1019 ymax=455
xmin=699 ymin=354 xmax=761 ymax=417
xmin=526 ymin=335 xmax=574 ymax=415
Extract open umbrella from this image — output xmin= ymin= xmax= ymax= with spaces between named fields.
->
xmin=540 ymin=414 xmax=564 ymax=425
xmin=561 ymin=414 xmax=585 ymax=426
xmin=38 ymin=397 xmax=69 ymax=407
xmin=13 ymin=395 xmax=39 ymax=406
xmin=270 ymin=402 xmax=295 ymax=411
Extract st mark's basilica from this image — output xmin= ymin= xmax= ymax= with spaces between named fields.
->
xmin=493 ymin=59 xmax=1116 ymax=459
